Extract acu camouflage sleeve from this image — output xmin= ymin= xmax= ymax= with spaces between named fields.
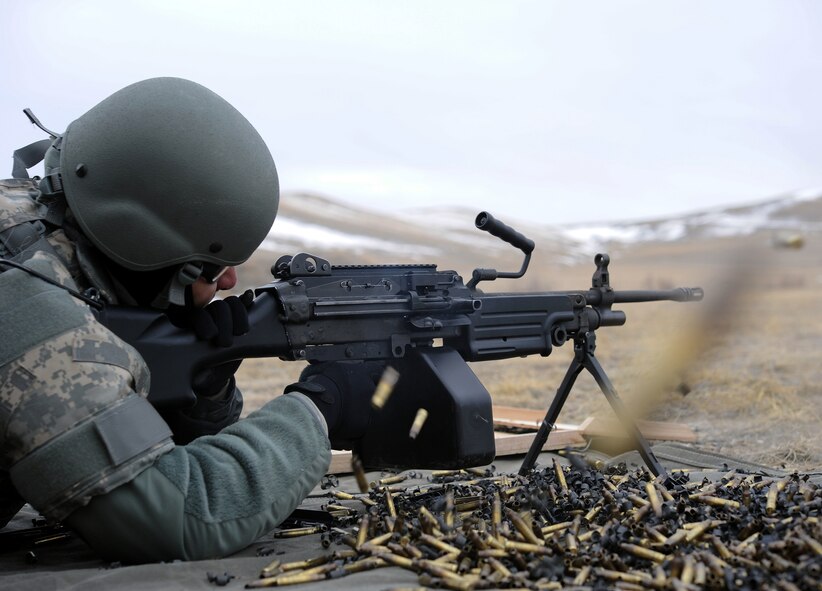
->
xmin=1 ymin=253 xmax=330 ymax=562
xmin=65 ymin=393 xmax=331 ymax=562
xmin=0 ymin=254 xmax=173 ymax=521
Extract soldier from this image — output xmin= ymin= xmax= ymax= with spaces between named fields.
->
xmin=0 ymin=77 xmax=373 ymax=562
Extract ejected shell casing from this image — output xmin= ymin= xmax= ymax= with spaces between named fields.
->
xmin=766 ymin=483 xmax=779 ymax=515
xmin=368 ymin=549 xmax=414 ymax=569
xmin=279 ymin=555 xmax=330 ymax=572
xmin=584 ymin=505 xmax=602 ymax=522
xmin=341 ymin=556 xmax=388 ymax=574
xmin=371 ymin=366 xmax=400 ymax=409
xmin=487 ymin=556 xmax=512 ymax=578
xmin=355 ymin=514 xmax=370 ymax=549
xmin=553 ymin=458 xmax=568 ymax=492
xmin=797 ymin=531 xmax=822 ymax=556
xmin=484 ymin=534 xmax=504 ymax=550
xmin=351 ymin=453 xmax=369 ymax=493
xmin=541 ymin=521 xmax=573 ymax=535
xmin=363 ymin=531 xmax=393 ymax=547
xmin=477 ymin=549 xmax=508 ymax=559
xmin=741 ymin=487 xmax=752 ymax=508
xmin=612 ymin=474 xmax=631 ymax=488
xmin=736 ymin=531 xmax=760 ymax=553
xmin=298 ymin=563 xmax=339 ymax=577
xmin=680 ymin=555 xmax=695 ymax=585
xmin=430 ymin=554 xmax=458 ymax=568
xmin=430 ymin=469 xmax=462 ymax=477
xmin=419 ymin=533 xmax=461 ymax=555
xmin=573 ymin=565 xmax=592 ymax=585
xmin=417 ymin=559 xmax=463 ymax=579
xmin=684 ymin=520 xmax=715 ymax=542
xmin=693 ymin=561 xmax=707 ymax=586
xmin=408 ymin=408 xmax=429 ymax=439
xmin=502 ymin=539 xmax=552 ymax=555
xmin=645 ymin=526 xmax=667 ymax=544
xmin=652 ymin=565 xmax=666 ymax=587
xmin=260 ymin=559 xmax=281 ymax=578
xmin=332 ymin=549 xmax=357 ymax=560
xmin=331 ymin=490 xmax=355 ymax=500
xmin=402 ymin=540 xmax=424 ymax=559
xmin=645 ymin=481 xmax=663 ymax=518
xmin=444 ymin=490 xmax=455 ymax=530
xmin=656 ymin=483 xmax=674 ymax=503
xmin=696 ymin=494 xmax=740 ymax=509
xmin=491 ymin=492 xmax=502 ymax=536
xmin=466 ymin=530 xmax=487 ymax=551
xmin=627 ymin=494 xmax=650 ymax=508
xmin=272 ymin=525 xmax=324 ymax=538
xmin=565 ymin=532 xmax=579 ymax=555
xmin=505 ymin=507 xmax=542 ymax=546
xmin=709 ymin=535 xmax=733 ymax=561
xmin=620 ymin=543 xmax=668 ymax=563
xmin=248 ymin=571 xmax=328 ymax=587
xmin=386 ymin=542 xmax=408 ymax=557
xmin=631 ymin=503 xmax=651 ymax=523
xmin=454 ymin=499 xmax=482 ymax=512
xmin=578 ymin=528 xmax=600 ymax=543
xmin=594 ymin=568 xmax=653 ymax=586
xmin=373 ymin=474 xmax=408 ymax=487
xmin=383 ymin=486 xmax=397 ymax=518
xmin=753 ymin=477 xmax=775 ymax=490
xmin=699 ymin=549 xmax=730 ymax=573
xmin=418 ymin=506 xmax=440 ymax=534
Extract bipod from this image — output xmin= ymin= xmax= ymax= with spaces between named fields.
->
xmin=518 ymin=331 xmax=668 ymax=481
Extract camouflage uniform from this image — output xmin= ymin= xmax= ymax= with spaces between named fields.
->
xmin=0 ymin=178 xmax=331 ymax=561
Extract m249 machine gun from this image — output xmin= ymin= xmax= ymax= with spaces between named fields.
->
xmin=98 ymin=212 xmax=703 ymax=479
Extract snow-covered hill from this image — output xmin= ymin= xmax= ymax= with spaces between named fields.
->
xmin=261 ymin=188 xmax=822 ymax=260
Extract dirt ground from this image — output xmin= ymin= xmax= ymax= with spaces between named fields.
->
xmin=236 ymin=231 xmax=822 ymax=472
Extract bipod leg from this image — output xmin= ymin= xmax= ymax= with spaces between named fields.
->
xmin=581 ymin=340 xmax=669 ymax=481
xmin=518 ymin=343 xmax=586 ymax=475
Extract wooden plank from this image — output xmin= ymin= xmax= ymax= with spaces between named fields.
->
xmin=579 ymin=416 xmax=698 ymax=443
xmin=493 ymin=429 xmax=586 ymax=457
xmin=328 ymin=450 xmax=355 ymax=475
xmin=492 ymin=404 xmax=578 ymax=432
xmin=327 ymin=429 xmax=586 ymax=474
xmin=493 ymin=405 xmax=697 ymax=443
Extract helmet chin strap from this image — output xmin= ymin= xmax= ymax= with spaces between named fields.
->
xmin=150 ymin=262 xmax=202 ymax=308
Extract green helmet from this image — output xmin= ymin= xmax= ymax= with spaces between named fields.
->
xmin=58 ymin=77 xmax=279 ymax=273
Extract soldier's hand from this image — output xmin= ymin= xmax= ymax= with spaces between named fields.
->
xmin=168 ymin=289 xmax=254 ymax=347
xmin=190 ymin=289 xmax=254 ymax=347
xmin=285 ymin=361 xmax=386 ymax=450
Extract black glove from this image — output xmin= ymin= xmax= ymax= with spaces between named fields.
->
xmin=285 ymin=361 xmax=386 ymax=449
xmin=166 ymin=289 xmax=254 ymax=396
xmin=163 ymin=290 xmax=255 ymax=442
xmin=168 ymin=289 xmax=255 ymax=347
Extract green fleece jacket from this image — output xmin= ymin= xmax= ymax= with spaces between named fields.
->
xmin=65 ymin=394 xmax=330 ymax=562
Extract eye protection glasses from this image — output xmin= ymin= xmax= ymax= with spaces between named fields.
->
xmin=200 ymin=263 xmax=229 ymax=284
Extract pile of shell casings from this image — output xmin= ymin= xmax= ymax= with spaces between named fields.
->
xmin=250 ymin=461 xmax=822 ymax=590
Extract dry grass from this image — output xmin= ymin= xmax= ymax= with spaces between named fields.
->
xmin=237 ymin=232 xmax=822 ymax=472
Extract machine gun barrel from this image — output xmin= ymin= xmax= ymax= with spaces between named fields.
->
xmin=584 ymin=287 xmax=704 ymax=305
xmin=613 ymin=287 xmax=704 ymax=303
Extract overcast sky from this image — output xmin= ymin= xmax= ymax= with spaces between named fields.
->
xmin=2 ymin=1 xmax=820 ymax=224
